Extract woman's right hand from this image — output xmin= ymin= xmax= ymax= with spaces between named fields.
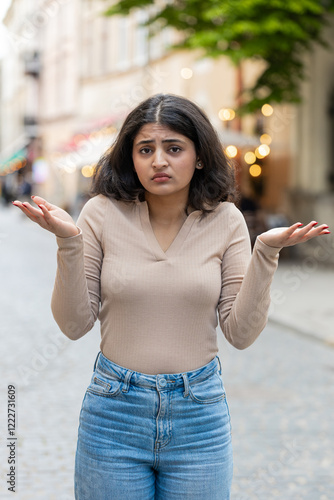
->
xmin=13 ymin=195 xmax=80 ymax=238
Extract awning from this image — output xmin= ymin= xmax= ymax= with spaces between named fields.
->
xmin=0 ymin=148 xmax=28 ymax=176
xmin=52 ymin=112 xmax=124 ymax=172
xmin=52 ymin=132 xmax=117 ymax=173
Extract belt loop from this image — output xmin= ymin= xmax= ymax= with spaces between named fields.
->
xmin=122 ymin=370 xmax=133 ymax=393
xmin=217 ymin=356 xmax=222 ymax=375
xmin=93 ymin=351 xmax=101 ymax=371
xmin=182 ymin=373 xmax=189 ymax=398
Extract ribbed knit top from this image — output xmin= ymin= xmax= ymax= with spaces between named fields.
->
xmin=51 ymin=194 xmax=281 ymax=374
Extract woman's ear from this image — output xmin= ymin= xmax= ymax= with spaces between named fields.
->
xmin=196 ymin=159 xmax=204 ymax=169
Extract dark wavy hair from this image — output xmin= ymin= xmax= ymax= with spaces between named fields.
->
xmin=91 ymin=93 xmax=238 ymax=214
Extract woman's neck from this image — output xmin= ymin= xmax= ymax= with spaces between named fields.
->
xmin=145 ymin=192 xmax=189 ymax=226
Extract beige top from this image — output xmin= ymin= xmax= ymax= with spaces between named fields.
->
xmin=51 ymin=194 xmax=281 ymax=374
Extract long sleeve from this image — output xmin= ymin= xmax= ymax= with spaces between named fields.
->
xmin=51 ymin=196 xmax=282 ymax=373
xmin=51 ymin=196 xmax=106 ymax=340
xmin=218 ymin=206 xmax=281 ymax=349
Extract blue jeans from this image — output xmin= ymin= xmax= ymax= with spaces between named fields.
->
xmin=75 ymin=352 xmax=233 ymax=499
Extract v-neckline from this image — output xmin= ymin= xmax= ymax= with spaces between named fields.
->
xmin=138 ymin=201 xmax=201 ymax=261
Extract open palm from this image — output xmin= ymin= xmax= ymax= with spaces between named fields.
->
xmin=13 ymin=196 xmax=79 ymax=238
xmin=259 ymin=221 xmax=330 ymax=248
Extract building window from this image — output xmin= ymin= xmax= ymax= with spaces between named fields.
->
xmin=116 ymin=17 xmax=130 ymax=71
xmin=134 ymin=11 xmax=149 ymax=67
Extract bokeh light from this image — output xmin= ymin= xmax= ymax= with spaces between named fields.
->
xmin=219 ymin=108 xmax=235 ymax=121
xmin=260 ymin=133 xmax=272 ymax=145
xmin=249 ymin=164 xmax=262 ymax=177
xmin=244 ymin=151 xmax=256 ymax=164
xmin=261 ymin=104 xmax=273 ymax=117
xmin=81 ymin=164 xmax=95 ymax=178
xmin=180 ymin=67 xmax=193 ymax=79
xmin=256 ymin=144 xmax=270 ymax=158
xmin=225 ymin=145 xmax=238 ymax=158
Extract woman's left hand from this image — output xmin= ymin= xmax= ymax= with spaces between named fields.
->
xmin=258 ymin=221 xmax=330 ymax=248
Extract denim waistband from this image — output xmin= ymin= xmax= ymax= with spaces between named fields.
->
xmin=93 ymin=352 xmax=222 ymax=391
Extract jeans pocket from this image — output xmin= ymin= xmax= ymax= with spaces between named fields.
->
xmin=87 ymin=372 xmax=122 ymax=398
xmin=188 ymin=372 xmax=226 ymax=405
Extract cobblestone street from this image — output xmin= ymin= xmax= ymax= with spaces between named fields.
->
xmin=1 ymin=205 xmax=334 ymax=499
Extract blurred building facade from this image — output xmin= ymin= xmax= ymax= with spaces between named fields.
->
xmin=1 ymin=0 xmax=334 ymax=260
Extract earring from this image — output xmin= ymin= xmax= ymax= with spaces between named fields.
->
xmin=197 ymin=161 xmax=202 ymax=168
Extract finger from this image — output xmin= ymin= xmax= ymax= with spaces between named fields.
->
xmin=318 ymin=224 xmax=330 ymax=233
xmin=38 ymin=203 xmax=54 ymax=223
xmin=285 ymin=222 xmax=304 ymax=236
xmin=293 ymin=222 xmax=328 ymax=243
xmin=301 ymin=220 xmax=317 ymax=230
xmin=292 ymin=221 xmax=318 ymax=238
xmin=13 ymin=200 xmax=36 ymax=213
xmin=33 ymin=203 xmax=66 ymax=232
xmin=305 ymin=224 xmax=330 ymax=238
xmin=20 ymin=201 xmax=43 ymax=218
xmin=31 ymin=195 xmax=54 ymax=211
xmin=301 ymin=221 xmax=325 ymax=239
xmin=12 ymin=201 xmax=40 ymax=222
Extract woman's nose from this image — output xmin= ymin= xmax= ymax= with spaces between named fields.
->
xmin=152 ymin=149 xmax=168 ymax=168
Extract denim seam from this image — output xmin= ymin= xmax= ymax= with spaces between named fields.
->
xmin=93 ymin=376 xmax=111 ymax=391
xmin=95 ymin=356 xmax=220 ymax=389
xmin=86 ymin=389 xmax=122 ymax=398
xmin=188 ymin=390 xmax=226 ymax=405
xmin=96 ymin=366 xmax=122 ymax=380
xmin=154 ymin=390 xmax=173 ymax=453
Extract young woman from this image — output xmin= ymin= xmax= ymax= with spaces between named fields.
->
xmin=13 ymin=94 xmax=329 ymax=500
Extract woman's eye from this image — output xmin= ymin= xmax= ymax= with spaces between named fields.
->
xmin=169 ymin=146 xmax=181 ymax=153
xmin=140 ymin=147 xmax=152 ymax=154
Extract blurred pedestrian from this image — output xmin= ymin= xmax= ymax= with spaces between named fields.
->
xmin=13 ymin=94 xmax=330 ymax=500
xmin=17 ymin=175 xmax=32 ymax=202
xmin=239 ymin=189 xmax=267 ymax=247
xmin=1 ymin=176 xmax=16 ymax=205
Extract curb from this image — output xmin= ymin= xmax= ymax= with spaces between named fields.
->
xmin=268 ymin=316 xmax=334 ymax=347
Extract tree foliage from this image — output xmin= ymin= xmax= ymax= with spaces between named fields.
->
xmin=104 ymin=0 xmax=334 ymax=113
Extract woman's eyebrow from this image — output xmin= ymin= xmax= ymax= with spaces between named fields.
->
xmin=135 ymin=138 xmax=187 ymax=146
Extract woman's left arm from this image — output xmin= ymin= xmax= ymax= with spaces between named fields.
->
xmin=218 ymin=211 xmax=329 ymax=350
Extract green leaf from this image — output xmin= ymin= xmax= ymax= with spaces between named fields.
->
xmin=103 ymin=0 xmax=334 ymax=113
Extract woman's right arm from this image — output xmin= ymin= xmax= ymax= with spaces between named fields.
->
xmin=13 ymin=195 xmax=105 ymax=340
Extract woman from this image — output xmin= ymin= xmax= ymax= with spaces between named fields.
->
xmin=13 ymin=94 xmax=330 ymax=499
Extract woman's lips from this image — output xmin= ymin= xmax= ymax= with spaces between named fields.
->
xmin=152 ymin=174 xmax=171 ymax=182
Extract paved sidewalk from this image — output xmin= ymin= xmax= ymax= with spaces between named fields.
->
xmin=269 ymin=252 xmax=334 ymax=346
xmin=0 ymin=206 xmax=101 ymax=499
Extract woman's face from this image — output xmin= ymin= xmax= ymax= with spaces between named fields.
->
xmin=132 ymin=123 xmax=201 ymax=201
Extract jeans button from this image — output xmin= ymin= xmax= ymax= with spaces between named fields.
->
xmin=159 ymin=378 xmax=167 ymax=388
